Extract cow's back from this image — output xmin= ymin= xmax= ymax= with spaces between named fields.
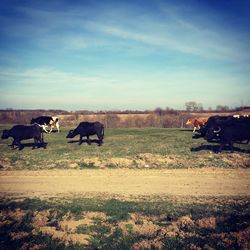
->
xmin=32 ymin=116 xmax=52 ymax=125
xmin=77 ymin=122 xmax=103 ymax=136
xmin=10 ymin=125 xmax=41 ymax=139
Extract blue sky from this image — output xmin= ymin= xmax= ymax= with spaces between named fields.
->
xmin=0 ymin=0 xmax=249 ymax=111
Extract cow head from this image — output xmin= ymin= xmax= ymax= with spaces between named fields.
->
xmin=66 ymin=129 xmax=75 ymax=138
xmin=204 ymin=127 xmax=221 ymax=141
xmin=1 ymin=129 xmax=10 ymax=139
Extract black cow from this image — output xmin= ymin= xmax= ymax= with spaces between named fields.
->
xmin=1 ymin=124 xmax=46 ymax=150
xmin=205 ymin=122 xmax=250 ymax=152
xmin=202 ymin=116 xmax=250 ymax=140
xmin=66 ymin=122 xmax=104 ymax=146
xmin=31 ymin=116 xmax=60 ymax=133
xmin=196 ymin=115 xmax=234 ymax=138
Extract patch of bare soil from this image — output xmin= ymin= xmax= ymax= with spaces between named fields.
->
xmin=0 ymin=168 xmax=249 ymax=199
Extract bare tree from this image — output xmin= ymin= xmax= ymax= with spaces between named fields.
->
xmin=216 ymin=105 xmax=229 ymax=111
xmin=154 ymin=108 xmax=164 ymax=127
xmin=185 ymin=101 xmax=203 ymax=112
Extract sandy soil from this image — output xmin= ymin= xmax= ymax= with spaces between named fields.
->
xmin=0 ymin=168 xmax=249 ymax=199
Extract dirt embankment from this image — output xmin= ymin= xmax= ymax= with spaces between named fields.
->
xmin=0 ymin=168 xmax=249 ymax=199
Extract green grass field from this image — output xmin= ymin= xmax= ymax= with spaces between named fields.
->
xmin=0 ymin=126 xmax=249 ymax=169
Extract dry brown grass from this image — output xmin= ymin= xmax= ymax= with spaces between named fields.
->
xmin=2 ymin=110 xmax=249 ymax=127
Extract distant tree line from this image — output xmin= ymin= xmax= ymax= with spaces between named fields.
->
xmin=184 ymin=101 xmax=245 ymax=112
xmin=0 ymin=102 xmax=248 ymax=128
xmin=0 ymin=105 xmax=246 ymax=128
xmin=1 ymin=102 xmax=246 ymax=115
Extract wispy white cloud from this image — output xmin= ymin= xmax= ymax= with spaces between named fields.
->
xmin=1 ymin=2 xmax=248 ymax=61
xmin=88 ymin=16 xmax=248 ymax=61
xmin=0 ymin=68 xmax=112 ymax=90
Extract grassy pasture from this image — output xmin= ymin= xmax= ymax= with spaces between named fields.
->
xmin=0 ymin=125 xmax=250 ymax=249
xmin=0 ymin=196 xmax=249 ymax=249
xmin=0 ymin=125 xmax=249 ymax=170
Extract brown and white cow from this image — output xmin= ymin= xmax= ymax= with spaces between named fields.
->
xmin=186 ymin=117 xmax=208 ymax=133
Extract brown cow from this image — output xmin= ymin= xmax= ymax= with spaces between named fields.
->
xmin=186 ymin=117 xmax=208 ymax=133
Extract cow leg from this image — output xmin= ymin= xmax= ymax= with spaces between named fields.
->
xmin=36 ymin=137 xmax=42 ymax=149
xmin=218 ymin=143 xmax=225 ymax=153
xmin=56 ymin=123 xmax=60 ymax=133
xmin=41 ymin=139 xmax=47 ymax=149
xmin=79 ymin=136 xmax=83 ymax=145
xmin=11 ymin=140 xmax=17 ymax=149
xmin=97 ymin=134 xmax=103 ymax=146
xmin=48 ymin=126 xmax=53 ymax=133
xmin=33 ymin=138 xmax=38 ymax=149
xmin=13 ymin=139 xmax=22 ymax=150
xmin=39 ymin=134 xmax=46 ymax=149
xmin=42 ymin=125 xmax=49 ymax=133
xmin=16 ymin=140 xmax=23 ymax=150
xmin=37 ymin=137 xmax=45 ymax=148
xmin=87 ymin=135 xmax=91 ymax=145
xmin=193 ymin=127 xmax=196 ymax=133
xmin=229 ymin=141 xmax=234 ymax=153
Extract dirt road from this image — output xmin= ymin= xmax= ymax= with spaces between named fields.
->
xmin=0 ymin=168 xmax=249 ymax=199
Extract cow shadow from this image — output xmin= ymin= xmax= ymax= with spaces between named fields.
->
xmin=8 ymin=142 xmax=47 ymax=150
xmin=180 ymin=129 xmax=193 ymax=132
xmin=67 ymin=139 xmax=101 ymax=145
xmin=191 ymin=144 xmax=250 ymax=154
xmin=49 ymin=130 xmax=58 ymax=133
xmin=191 ymin=134 xmax=204 ymax=139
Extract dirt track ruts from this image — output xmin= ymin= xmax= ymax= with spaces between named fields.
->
xmin=0 ymin=168 xmax=249 ymax=198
